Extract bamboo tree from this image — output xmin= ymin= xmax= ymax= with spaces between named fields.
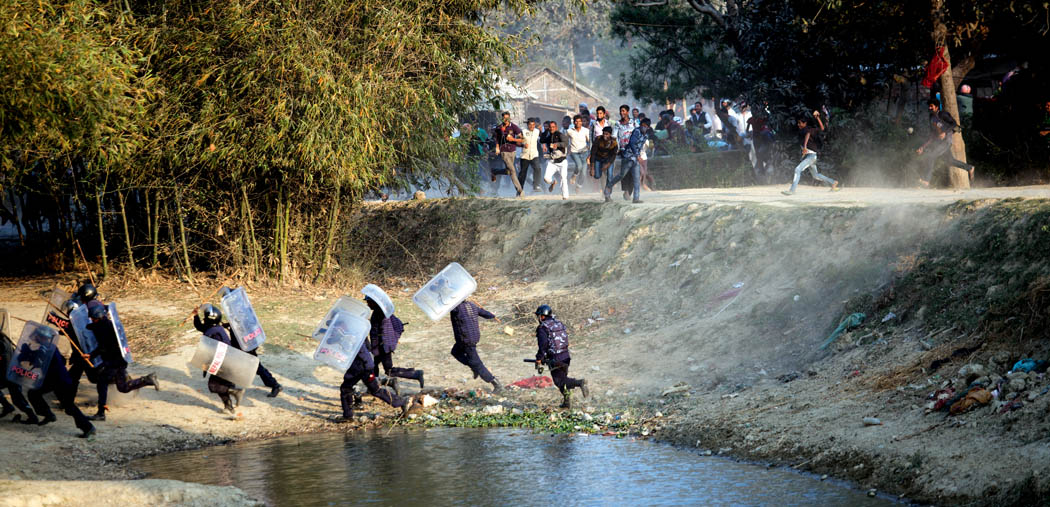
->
xmin=117 ymin=190 xmax=136 ymax=273
xmin=316 ymin=183 xmax=341 ymax=281
xmin=175 ymin=190 xmax=194 ymax=284
xmin=151 ymin=190 xmax=161 ymax=269
xmin=95 ymin=188 xmax=109 ymax=280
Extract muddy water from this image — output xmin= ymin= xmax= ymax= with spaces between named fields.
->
xmin=134 ymin=428 xmax=895 ymax=506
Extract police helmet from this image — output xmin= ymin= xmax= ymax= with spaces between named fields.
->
xmin=535 ymin=305 xmax=553 ymax=318
xmin=78 ymin=283 xmax=97 ymax=301
xmin=88 ymin=304 xmax=108 ymax=321
xmin=200 ymin=303 xmax=222 ymax=326
xmin=33 ymin=327 xmax=57 ymax=342
xmin=61 ymin=298 xmax=80 ymax=315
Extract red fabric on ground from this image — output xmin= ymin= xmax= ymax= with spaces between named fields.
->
xmin=509 ymin=376 xmax=554 ymax=389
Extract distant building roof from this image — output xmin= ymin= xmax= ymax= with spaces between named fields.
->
xmin=523 ymin=67 xmax=607 ymax=105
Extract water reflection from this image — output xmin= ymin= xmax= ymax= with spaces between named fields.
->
xmin=135 ymin=428 xmax=895 ymax=506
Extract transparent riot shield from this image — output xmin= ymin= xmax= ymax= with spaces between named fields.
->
xmin=312 ymin=311 xmax=369 ymax=372
xmin=42 ymin=285 xmax=73 ymax=358
xmin=68 ymin=305 xmax=103 ymax=367
xmin=189 ymin=336 xmax=260 ymax=388
xmin=5 ymin=321 xmax=58 ymax=390
xmin=107 ymin=303 xmax=133 ymax=363
xmin=311 ymin=296 xmax=371 ymax=341
xmin=219 ymin=287 xmax=267 ymax=352
xmin=0 ymin=309 xmax=13 ymax=370
xmin=413 ymin=262 xmax=478 ymax=321
xmin=361 ymin=284 xmax=394 ymax=318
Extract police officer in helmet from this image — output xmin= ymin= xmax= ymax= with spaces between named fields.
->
xmin=534 ymin=304 xmax=589 ymax=409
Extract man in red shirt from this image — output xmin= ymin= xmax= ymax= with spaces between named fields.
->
xmin=493 ymin=112 xmax=524 ymax=197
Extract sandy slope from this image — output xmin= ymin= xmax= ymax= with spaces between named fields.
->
xmin=1 ymin=185 xmax=1049 ymax=505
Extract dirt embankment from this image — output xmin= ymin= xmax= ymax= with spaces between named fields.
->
xmin=2 ymin=189 xmax=1050 ymax=505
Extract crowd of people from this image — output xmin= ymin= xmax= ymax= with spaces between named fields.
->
xmin=0 ymin=282 xmax=593 ymax=437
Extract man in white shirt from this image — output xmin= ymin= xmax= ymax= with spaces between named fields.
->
xmin=565 ymin=115 xmax=591 ymax=190
xmin=518 ymin=118 xmax=543 ymax=192
xmin=590 ymin=106 xmax=610 ymax=140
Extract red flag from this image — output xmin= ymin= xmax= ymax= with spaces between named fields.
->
xmin=921 ymin=47 xmax=949 ymax=88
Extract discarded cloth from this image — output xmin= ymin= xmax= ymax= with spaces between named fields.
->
xmin=509 ymin=376 xmax=554 ymax=389
xmin=1010 ymin=358 xmax=1048 ymax=373
xmin=819 ymin=313 xmax=866 ymax=350
xmin=949 ymin=388 xmax=992 ymax=415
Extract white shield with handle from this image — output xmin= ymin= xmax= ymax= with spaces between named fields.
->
xmin=413 ymin=262 xmax=478 ymax=321
xmin=311 ymin=296 xmax=371 ymax=341
xmin=5 ymin=321 xmax=59 ymax=390
xmin=189 ymin=335 xmax=260 ymax=387
xmin=312 ymin=311 xmax=369 ymax=372
xmin=361 ymin=284 xmax=394 ymax=318
xmin=220 ymin=287 xmax=267 ymax=351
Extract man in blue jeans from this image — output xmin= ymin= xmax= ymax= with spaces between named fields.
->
xmin=782 ymin=111 xmax=839 ymax=195
xmin=589 ymin=126 xmax=618 ymax=190
xmin=604 ymin=118 xmax=651 ymax=204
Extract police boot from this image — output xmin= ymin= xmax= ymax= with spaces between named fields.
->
xmin=78 ymin=424 xmax=96 ymax=439
xmin=381 ymin=377 xmax=400 ymax=396
xmin=37 ymin=414 xmax=57 ymax=426
xmin=88 ymin=407 xmax=106 ymax=421
xmin=579 ymin=379 xmax=590 ymax=398
xmin=353 ymin=392 xmax=364 ymax=408
xmin=559 ymin=390 xmax=572 ymax=409
xmin=221 ymin=395 xmax=235 ymax=414
xmin=146 ymin=373 xmax=161 ymax=391
xmin=490 ymin=378 xmax=503 ymax=393
xmin=16 ymin=413 xmax=39 ymax=425
xmin=400 ymin=398 xmax=414 ymax=418
xmin=229 ymin=388 xmax=244 ymax=408
xmin=415 ymin=370 xmax=425 ymax=389
xmin=267 ymin=384 xmax=283 ymax=398
xmin=0 ymin=404 xmax=13 ymax=420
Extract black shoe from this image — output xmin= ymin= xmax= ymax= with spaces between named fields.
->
xmin=472 ymin=370 xmax=479 ymax=380
xmin=330 ymin=415 xmax=353 ymax=423
xmin=37 ymin=414 xmax=57 ymax=426
xmin=632 ymin=199 xmax=642 ymax=204
xmin=0 ymin=406 xmax=13 ymax=419
xmin=78 ymin=425 xmax=96 ymax=439
xmin=490 ymin=378 xmax=503 ymax=393
xmin=580 ymin=379 xmax=590 ymax=398
xmin=416 ymin=371 xmax=425 ymax=389
xmin=548 ymin=181 xmax=556 ymax=192
xmin=267 ymin=385 xmax=282 ymax=398
xmin=17 ymin=414 xmax=39 ymax=425
xmin=559 ymin=392 xmax=572 ymax=409
xmin=147 ymin=373 xmax=161 ymax=391
xmin=87 ymin=411 xmax=106 ymax=421
xmin=222 ymin=397 xmax=235 ymax=414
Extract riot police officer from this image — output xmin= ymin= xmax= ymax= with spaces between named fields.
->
xmin=534 ymin=304 xmax=589 ymax=409
xmin=86 ymin=304 xmax=159 ymax=420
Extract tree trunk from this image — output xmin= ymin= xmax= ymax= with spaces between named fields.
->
xmin=95 ymin=188 xmax=109 ymax=280
xmin=316 ymin=184 xmax=341 ymax=281
xmin=151 ymin=190 xmax=161 ymax=269
xmin=117 ymin=190 xmax=136 ymax=274
xmin=241 ymin=188 xmax=260 ymax=278
xmin=931 ymin=0 xmax=969 ymax=190
xmin=175 ymin=190 xmax=194 ymax=284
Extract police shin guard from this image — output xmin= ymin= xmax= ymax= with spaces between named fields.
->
xmin=220 ymin=394 xmax=235 ymax=414
xmin=146 ymin=373 xmax=161 ymax=391
xmin=489 ymin=378 xmax=503 ymax=393
xmin=579 ymin=379 xmax=590 ymax=398
xmin=267 ymin=385 xmax=283 ymax=398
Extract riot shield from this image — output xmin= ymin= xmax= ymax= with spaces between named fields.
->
xmin=0 ymin=309 xmax=13 ymax=370
xmin=413 ymin=262 xmax=478 ymax=321
xmin=42 ymin=285 xmax=73 ymax=358
xmin=311 ymin=296 xmax=371 ymax=340
xmin=361 ymin=284 xmax=394 ymax=318
xmin=189 ymin=336 xmax=260 ymax=388
xmin=220 ymin=287 xmax=267 ymax=351
xmin=107 ymin=303 xmax=133 ymax=363
xmin=5 ymin=321 xmax=58 ymax=390
xmin=68 ymin=305 xmax=103 ymax=367
xmin=312 ymin=311 xmax=369 ymax=372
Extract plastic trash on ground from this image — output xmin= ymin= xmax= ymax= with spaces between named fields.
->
xmin=413 ymin=262 xmax=478 ymax=321
xmin=189 ymin=335 xmax=260 ymax=388
xmin=220 ymin=287 xmax=267 ymax=351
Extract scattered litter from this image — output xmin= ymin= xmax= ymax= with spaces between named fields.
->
xmin=1010 ymin=358 xmax=1047 ymax=373
xmin=503 ymin=326 xmax=515 ymax=336
xmin=928 ymin=388 xmax=956 ymax=411
xmin=623 ymin=328 xmax=632 ymax=334
xmin=509 ymin=376 xmax=554 ymax=389
xmin=818 ymin=313 xmax=866 ymax=350
xmin=591 ymin=365 xmax=600 ymax=372
xmin=661 ymin=383 xmax=690 ymax=396
xmin=881 ymin=312 xmax=897 ymax=323
xmin=691 ymin=269 xmax=701 ymax=274
xmin=732 ymin=282 xmax=744 ymax=289
xmin=862 ymin=417 xmax=882 ymax=426
xmin=720 ymin=393 xmax=739 ymax=399
xmin=793 ymin=295 xmax=800 ymax=302
xmin=777 ymin=372 xmax=800 ymax=383
xmin=1000 ymin=399 xmax=1024 ymax=413
xmin=420 ymin=394 xmax=440 ymax=408
xmin=482 ymin=405 xmax=504 ymax=415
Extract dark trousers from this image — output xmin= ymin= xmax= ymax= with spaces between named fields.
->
xmin=1 ymin=380 xmax=33 ymax=418
xmin=450 ymin=342 xmax=494 ymax=383
xmin=208 ymin=374 xmax=235 ymax=405
xmin=549 ymin=357 xmax=582 ymax=394
xmin=372 ymin=350 xmax=420 ymax=380
xmin=27 ymin=355 xmax=92 ymax=433
xmin=96 ymin=364 xmax=149 ymax=410
xmin=518 ymin=157 xmax=543 ymax=190
xmin=340 ymin=359 xmax=404 ymax=417
xmin=68 ymin=354 xmax=98 ymax=396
